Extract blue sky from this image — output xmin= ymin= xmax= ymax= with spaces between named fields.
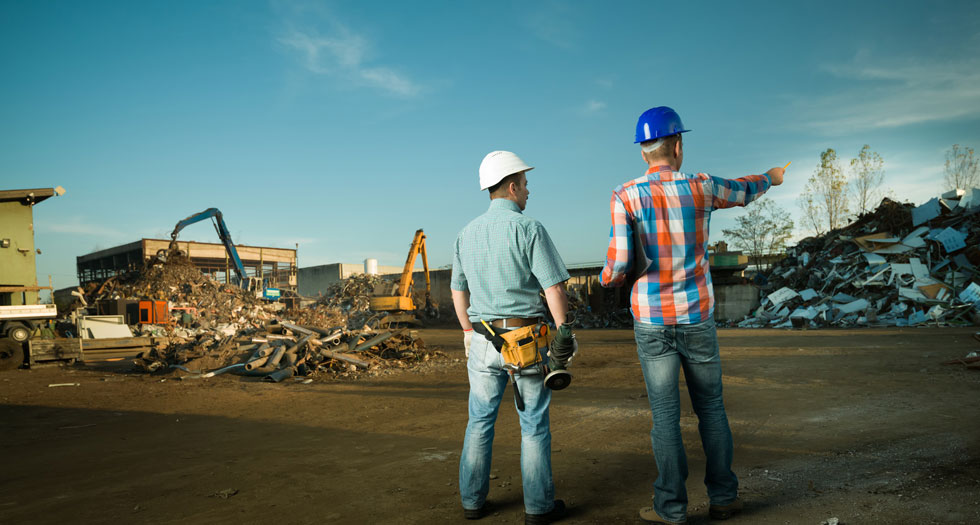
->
xmin=2 ymin=0 xmax=978 ymax=290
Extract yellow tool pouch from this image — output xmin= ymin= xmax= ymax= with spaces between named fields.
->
xmin=500 ymin=324 xmax=550 ymax=370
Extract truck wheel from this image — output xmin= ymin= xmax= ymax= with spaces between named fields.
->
xmin=0 ymin=339 xmax=25 ymax=371
xmin=8 ymin=324 xmax=30 ymax=343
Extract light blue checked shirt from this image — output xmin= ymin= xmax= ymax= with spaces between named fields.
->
xmin=451 ymin=199 xmax=570 ymax=322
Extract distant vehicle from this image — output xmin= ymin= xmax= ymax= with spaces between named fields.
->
xmin=0 ymin=303 xmax=57 ymax=369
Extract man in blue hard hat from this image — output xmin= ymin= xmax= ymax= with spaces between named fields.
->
xmin=600 ymin=107 xmax=785 ymax=524
xmin=452 ymin=150 xmax=572 ymax=524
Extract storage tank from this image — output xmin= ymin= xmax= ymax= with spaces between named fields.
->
xmin=364 ymin=258 xmax=378 ymax=275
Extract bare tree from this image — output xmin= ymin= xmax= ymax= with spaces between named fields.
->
xmin=722 ymin=198 xmax=794 ymax=271
xmin=798 ymin=148 xmax=849 ymax=235
xmin=943 ymin=144 xmax=979 ymax=191
xmin=848 ymin=145 xmax=886 ymax=215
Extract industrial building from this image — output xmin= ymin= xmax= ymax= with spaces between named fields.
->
xmin=77 ymin=239 xmax=297 ymax=291
xmin=297 ymin=262 xmax=403 ymax=297
xmin=0 ymin=187 xmax=63 ymax=305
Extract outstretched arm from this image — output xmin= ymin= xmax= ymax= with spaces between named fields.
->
xmin=600 ymin=191 xmax=633 ymax=287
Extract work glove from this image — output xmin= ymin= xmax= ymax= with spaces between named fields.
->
xmin=565 ymin=338 xmax=579 ymax=367
xmin=463 ymin=329 xmax=473 ymax=358
xmin=548 ymin=324 xmax=578 ymax=369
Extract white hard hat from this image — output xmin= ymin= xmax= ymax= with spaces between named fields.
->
xmin=479 ymin=151 xmax=534 ymax=190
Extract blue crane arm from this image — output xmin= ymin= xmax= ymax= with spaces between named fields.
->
xmin=170 ymin=208 xmax=248 ymax=286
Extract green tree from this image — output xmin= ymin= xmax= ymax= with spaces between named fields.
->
xmin=943 ymin=144 xmax=979 ymax=191
xmin=798 ymin=148 xmax=849 ymax=235
xmin=848 ymin=145 xmax=887 ymax=215
xmin=722 ymin=198 xmax=794 ymax=272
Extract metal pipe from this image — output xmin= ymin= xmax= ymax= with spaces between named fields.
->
xmin=239 ymin=366 xmax=275 ymax=376
xmin=249 ymin=342 xmax=273 ymax=360
xmin=201 ymin=363 xmax=245 ymax=378
xmin=263 ymin=366 xmax=295 ymax=383
xmin=244 ymin=355 xmax=270 ymax=371
xmin=280 ymin=322 xmax=314 ymax=336
xmin=265 ymin=345 xmax=287 ymax=369
xmin=320 ymin=332 xmax=343 ymax=346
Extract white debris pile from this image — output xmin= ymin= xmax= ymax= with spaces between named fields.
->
xmin=741 ymin=188 xmax=980 ymax=328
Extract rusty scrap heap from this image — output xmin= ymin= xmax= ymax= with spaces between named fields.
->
xmin=81 ymin=256 xmax=445 ymax=380
xmin=743 ymin=188 xmax=980 ymax=328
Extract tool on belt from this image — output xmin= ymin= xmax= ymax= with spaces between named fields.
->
xmin=473 ymin=319 xmax=550 ymax=411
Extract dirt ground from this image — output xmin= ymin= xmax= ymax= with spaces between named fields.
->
xmin=2 ymin=327 xmax=979 ymax=525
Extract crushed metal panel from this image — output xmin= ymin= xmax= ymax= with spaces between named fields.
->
xmin=911 ymin=198 xmax=942 ymax=226
xmin=957 ymin=187 xmax=980 ymax=209
xmin=942 ymin=189 xmax=966 ymax=200
xmin=959 ymin=282 xmax=980 ymax=307
xmin=853 ymin=232 xmax=894 ymax=252
xmin=836 ymin=298 xmax=869 ymax=314
xmin=909 ymin=258 xmax=930 ymax=279
xmin=908 ymin=309 xmax=929 ymax=325
xmin=899 ymin=287 xmax=929 ymax=303
xmin=934 ymin=227 xmax=967 ymax=253
xmin=863 ymin=253 xmax=886 ymax=265
xmin=766 ymin=287 xmax=798 ymax=307
xmin=78 ymin=315 xmax=134 ymax=339
xmin=799 ymin=289 xmax=818 ymax=301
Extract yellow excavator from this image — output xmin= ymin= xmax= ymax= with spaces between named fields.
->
xmin=369 ymin=229 xmax=436 ymax=326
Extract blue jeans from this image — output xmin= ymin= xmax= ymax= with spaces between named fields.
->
xmin=459 ymin=332 xmax=555 ymax=514
xmin=634 ymin=319 xmax=738 ymax=523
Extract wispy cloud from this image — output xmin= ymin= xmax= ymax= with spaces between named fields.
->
xmin=523 ymin=1 xmax=579 ymax=49
xmin=278 ymin=19 xmax=420 ymax=97
xmin=580 ymin=99 xmax=607 ymax=115
xmin=800 ymin=55 xmax=980 ymax=132
xmin=39 ymin=218 xmax=128 ymax=238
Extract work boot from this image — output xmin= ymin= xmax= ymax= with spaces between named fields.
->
xmin=524 ymin=499 xmax=566 ymax=524
xmin=638 ymin=506 xmax=686 ymax=524
xmin=463 ymin=501 xmax=491 ymax=520
xmin=709 ymin=497 xmax=743 ymax=520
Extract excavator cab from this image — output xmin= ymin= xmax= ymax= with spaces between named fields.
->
xmin=369 ymin=229 xmax=436 ymax=326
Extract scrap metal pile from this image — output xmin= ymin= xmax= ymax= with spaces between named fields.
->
xmin=79 ymin=256 xmax=445 ymax=380
xmin=567 ymin=286 xmax=632 ymax=329
xmin=741 ymin=188 xmax=980 ymax=328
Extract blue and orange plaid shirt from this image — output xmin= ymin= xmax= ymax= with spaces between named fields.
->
xmin=599 ymin=164 xmax=772 ymax=325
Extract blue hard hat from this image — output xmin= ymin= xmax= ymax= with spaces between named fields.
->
xmin=634 ymin=106 xmax=690 ymax=143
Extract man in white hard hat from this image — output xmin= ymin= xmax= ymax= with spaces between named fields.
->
xmin=451 ymin=151 xmax=571 ymax=524
xmin=600 ymin=107 xmax=785 ymax=524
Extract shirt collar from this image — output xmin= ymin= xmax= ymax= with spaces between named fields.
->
xmin=645 ymin=164 xmax=678 ymax=181
xmin=489 ymin=198 xmax=523 ymax=214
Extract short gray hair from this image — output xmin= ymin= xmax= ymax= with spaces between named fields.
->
xmin=640 ymin=134 xmax=680 ymax=158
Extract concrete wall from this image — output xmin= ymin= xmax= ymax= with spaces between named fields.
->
xmin=713 ymin=283 xmax=760 ymax=321
xmin=300 ymin=261 xmax=758 ymax=322
xmin=0 ymin=200 xmax=38 ymax=305
xmin=412 ymin=268 xmax=452 ymax=311
xmin=298 ymin=262 xmax=404 ymax=297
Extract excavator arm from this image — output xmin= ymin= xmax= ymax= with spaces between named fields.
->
xmin=370 ymin=229 xmax=432 ymax=313
xmin=164 ymin=208 xmax=248 ymax=287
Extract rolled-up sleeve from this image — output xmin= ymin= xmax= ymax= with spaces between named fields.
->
xmin=710 ymin=173 xmax=772 ymax=210
xmin=600 ymin=190 xmax=632 ymax=287
xmin=450 ymin=234 xmax=468 ymax=292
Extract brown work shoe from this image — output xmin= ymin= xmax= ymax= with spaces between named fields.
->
xmin=709 ymin=497 xmax=743 ymax=520
xmin=638 ymin=506 xmax=686 ymax=524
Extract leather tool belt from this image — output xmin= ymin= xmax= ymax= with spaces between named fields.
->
xmin=491 ymin=317 xmax=541 ymax=329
